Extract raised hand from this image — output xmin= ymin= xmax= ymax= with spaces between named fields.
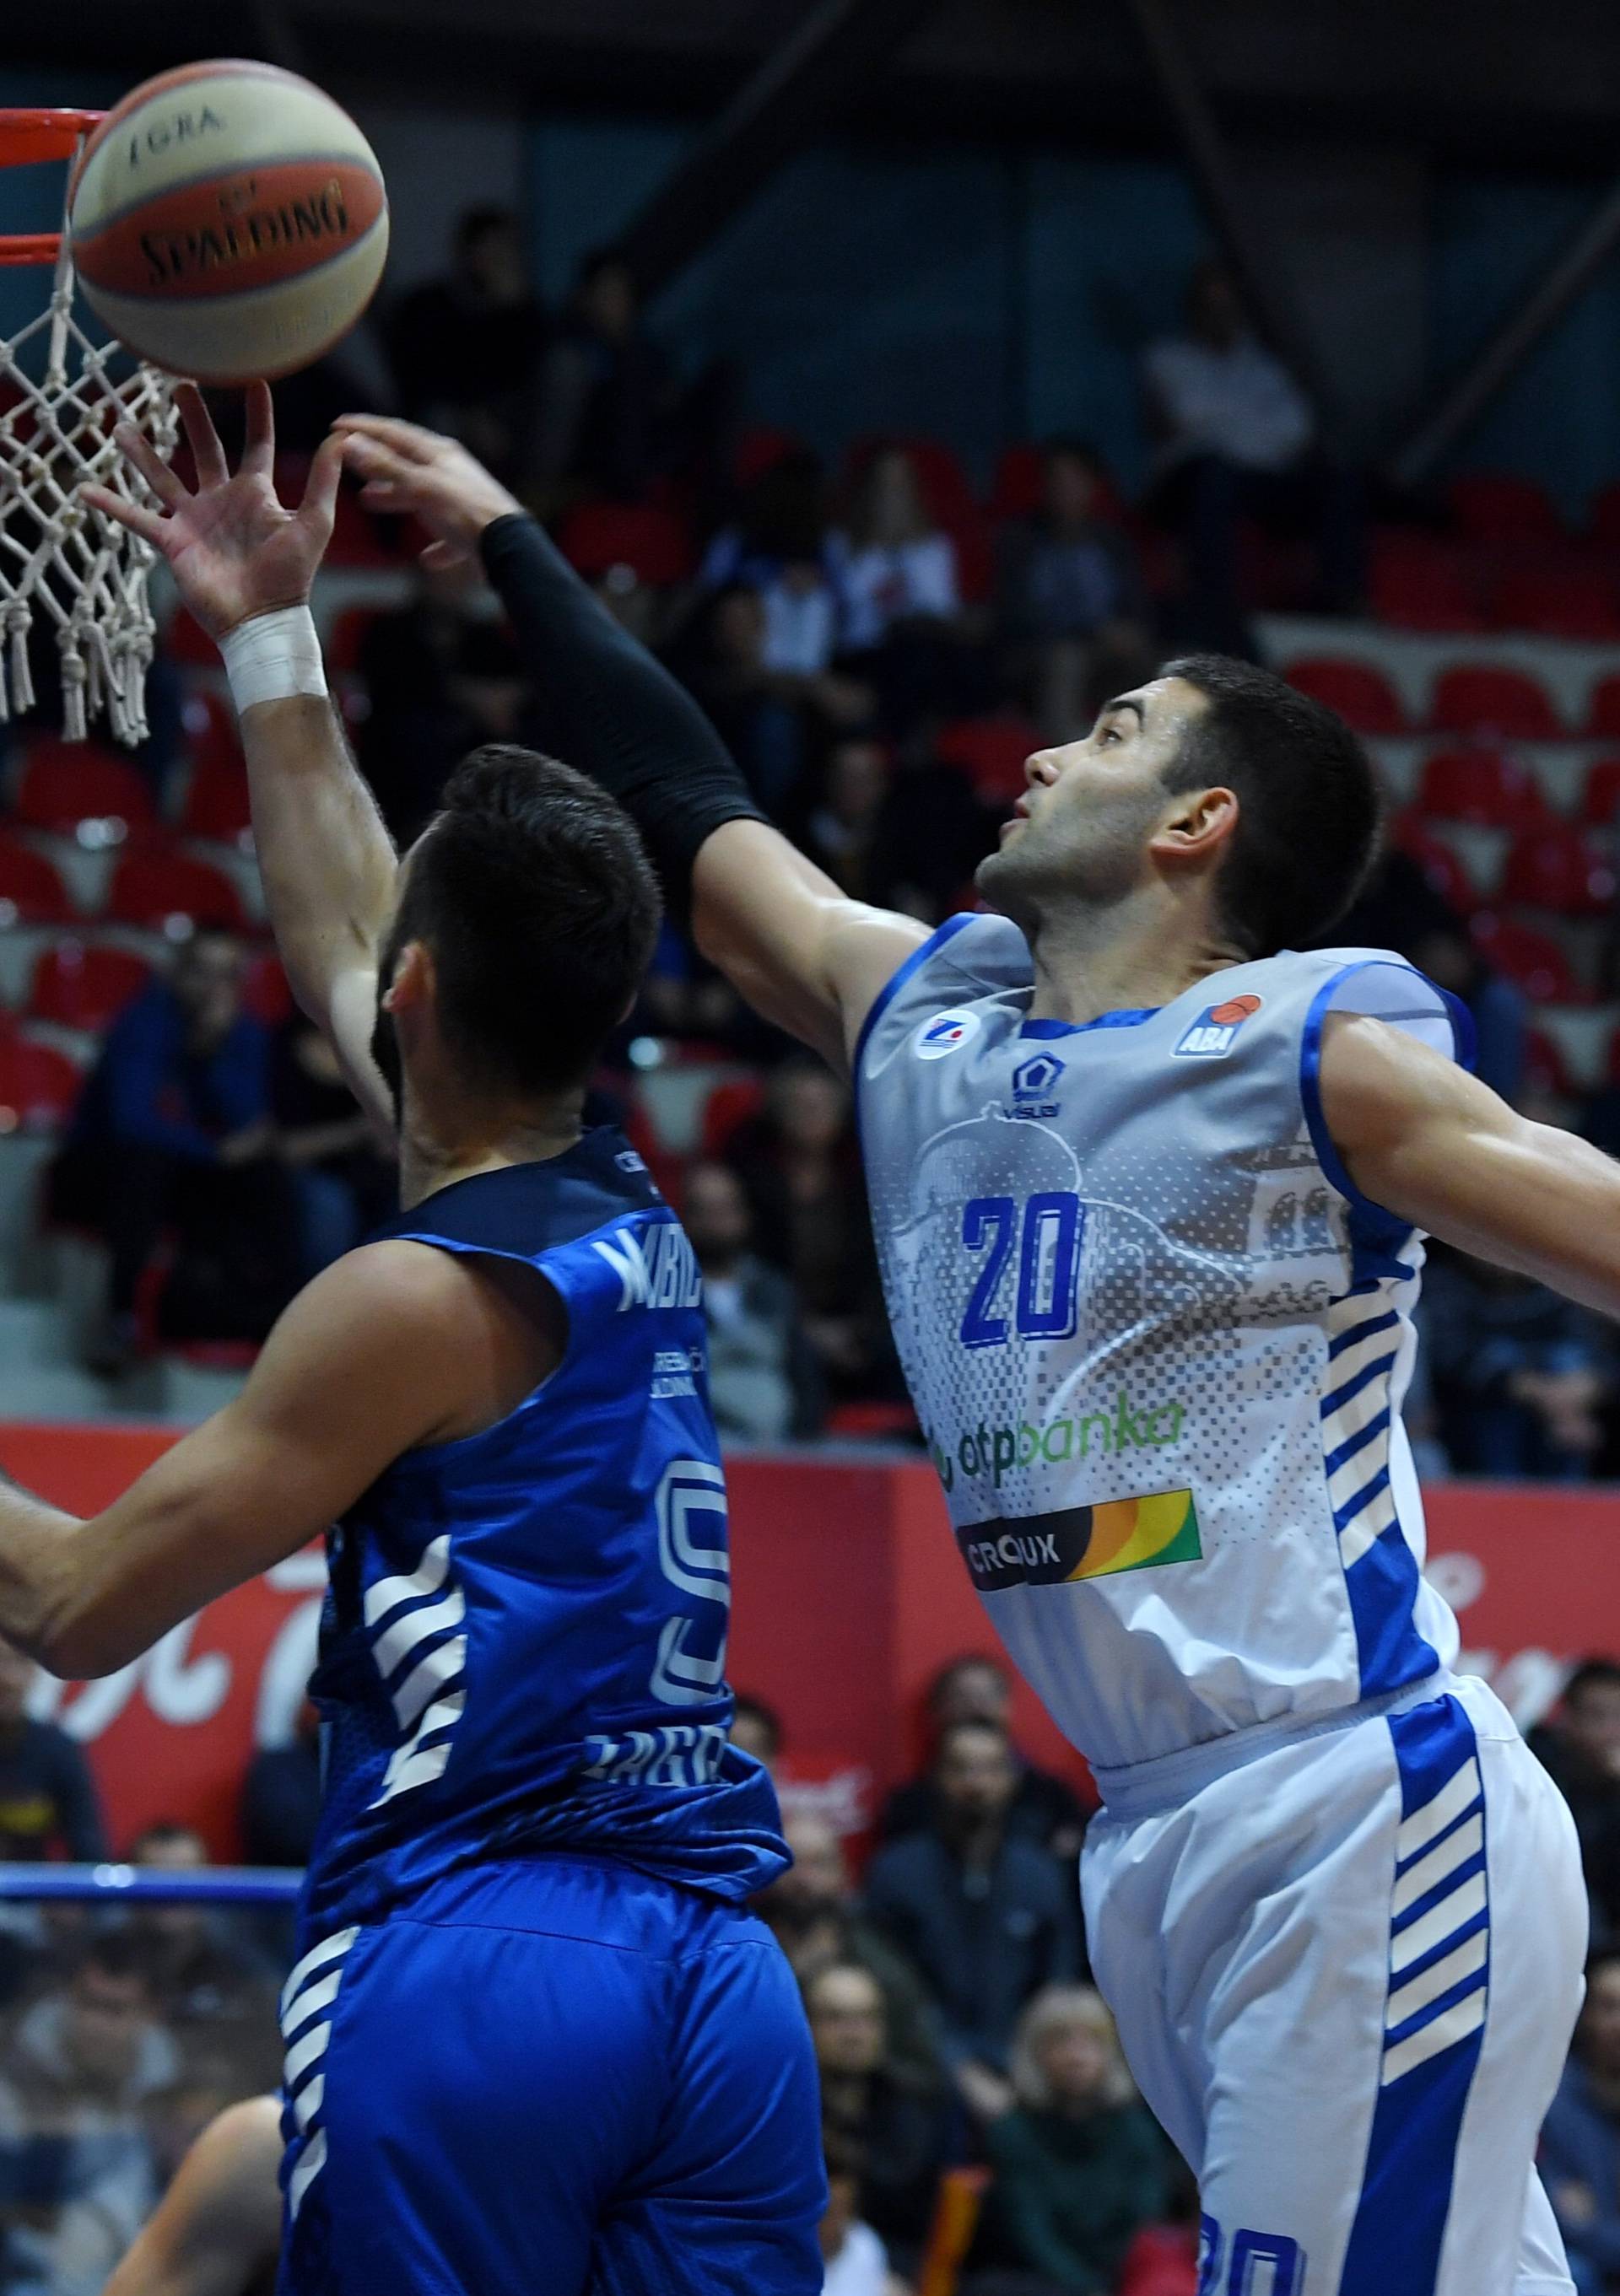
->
xmin=82 ymin=381 xmax=344 ymax=641
xmin=332 ymin=414 xmax=524 ymax=570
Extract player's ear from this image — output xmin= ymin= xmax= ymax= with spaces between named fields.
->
xmin=1152 ymin=784 xmax=1239 ymax=860
xmin=382 ymin=939 xmax=434 ymax=1013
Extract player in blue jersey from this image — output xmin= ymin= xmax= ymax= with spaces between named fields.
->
xmin=329 ymin=416 xmax=1620 ymax=2296
xmin=0 ymin=384 xmax=828 ymax=2296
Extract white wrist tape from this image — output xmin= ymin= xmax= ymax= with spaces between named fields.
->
xmin=219 ymin=606 xmax=327 ymax=713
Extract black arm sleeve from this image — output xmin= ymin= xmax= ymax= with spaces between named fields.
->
xmin=478 ymin=515 xmax=764 ymax=908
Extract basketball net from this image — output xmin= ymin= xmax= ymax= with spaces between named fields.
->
xmin=0 ymin=110 xmax=176 ymax=746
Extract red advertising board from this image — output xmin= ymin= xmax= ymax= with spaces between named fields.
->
xmin=1 ymin=1423 xmax=1615 ymax=1857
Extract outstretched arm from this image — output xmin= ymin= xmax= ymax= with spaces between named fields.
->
xmin=1321 ymin=1013 xmax=1620 ymax=1313
xmin=86 ymin=385 xmax=397 ymax=1130
xmin=336 ymin=417 xmax=928 ymax=1070
xmin=105 ymin=2094 xmax=283 ymax=2296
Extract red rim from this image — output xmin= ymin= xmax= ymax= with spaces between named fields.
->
xmin=0 ymin=109 xmax=105 ymax=267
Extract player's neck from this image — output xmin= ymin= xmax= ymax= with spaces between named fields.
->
xmin=1023 ymin=891 xmax=1246 ymax=1027
xmin=395 ymin=1085 xmax=587 ymax=1209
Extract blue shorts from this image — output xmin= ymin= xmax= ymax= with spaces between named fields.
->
xmin=277 ymin=1855 xmax=824 ymax=2296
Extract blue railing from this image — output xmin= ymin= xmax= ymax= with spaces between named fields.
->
xmin=0 ymin=1862 xmax=302 ymax=1905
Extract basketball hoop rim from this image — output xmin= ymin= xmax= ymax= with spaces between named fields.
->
xmin=0 ymin=109 xmax=106 ymax=267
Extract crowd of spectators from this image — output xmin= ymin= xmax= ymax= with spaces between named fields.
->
xmin=1 ymin=1641 xmax=1620 ymax=2288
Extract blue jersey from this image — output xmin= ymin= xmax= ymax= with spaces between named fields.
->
xmin=298 ymin=1129 xmax=786 ymax=1943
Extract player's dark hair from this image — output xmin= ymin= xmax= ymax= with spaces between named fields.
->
xmin=389 ymin=746 xmax=661 ymax=1102
xmin=78 ymin=1931 xmax=151 ymax=1991
xmin=1563 ymin=1657 xmax=1620 ymax=1708
xmin=129 ymin=1819 xmax=205 ymax=1859
xmin=1158 ymin=654 xmax=1383 ymax=957
xmin=927 ymin=1653 xmax=1010 ymax=1712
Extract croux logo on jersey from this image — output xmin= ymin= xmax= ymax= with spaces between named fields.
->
xmin=915 ymin=1008 xmax=982 ymax=1060
xmin=1173 ymin=993 xmax=1263 ymax=1060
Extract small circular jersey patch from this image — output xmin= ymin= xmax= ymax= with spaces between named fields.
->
xmin=915 ymin=1008 xmax=982 ymax=1059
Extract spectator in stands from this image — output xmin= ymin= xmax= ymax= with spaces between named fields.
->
xmin=818 ymin=2130 xmax=910 ymax=2296
xmin=726 ymin=1060 xmax=897 ymax=1406
xmin=125 ymin=1825 xmax=279 ymax=2083
xmin=684 ymin=1160 xmax=824 ymax=1441
xmin=700 ymin=449 xmax=846 ymax=682
xmin=880 ymin=1657 xmax=1087 ymax=1862
xmin=1404 ymin=919 xmax=1526 ymax=1109
xmin=532 ymin=246 xmax=671 ymax=504
xmin=676 ymin=585 xmax=824 ymax=818
xmin=48 ymin=932 xmax=294 ymax=1374
xmin=759 ymin=1814 xmax=945 ymax=2097
xmin=357 ymin=569 xmax=529 ymax=846
xmin=830 ymin=447 xmax=969 ymax=732
xmin=240 ymin=1696 xmax=322 ymax=1871
xmin=862 ymin=1721 xmax=1083 ymax=2123
xmin=1423 ymin=1250 xmax=1612 ymax=1480
xmin=385 ymin=206 xmax=548 ymax=486
xmin=0 ymin=1641 xmax=105 ymax=1864
xmin=995 ymin=441 xmax=1153 ymax=741
xmin=272 ymin=1016 xmax=395 ymax=1278
xmin=1142 ymin=261 xmax=1362 ymax=650
xmin=1530 ymin=1663 xmax=1620 ymax=1943
xmin=0 ymin=1934 xmax=174 ymax=2296
xmin=1542 ymin=1949 xmax=1620 ymax=2291
xmin=729 ymin=1695 xmax=783 ymax=1776
xmin=806 ymin=1959 xmax=955 ymax=2273
xmin=800 ymin=739 xmax=892 ymax=900
xmin=965 ymin=1985 xmax=1170 ymax=2296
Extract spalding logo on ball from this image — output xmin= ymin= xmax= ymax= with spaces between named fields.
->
xmin=68 ymin=59 xmax=388 ymax=384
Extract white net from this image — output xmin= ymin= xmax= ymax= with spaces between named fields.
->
xmin=0 ymin=131 xmax=176 ymax=747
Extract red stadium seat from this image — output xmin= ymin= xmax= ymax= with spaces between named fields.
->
xmin=1525 ymin=1026 xmax=1579 ymax=1100
xmin=164 ymin=609 xmax=219 ymax=666
xmin=1429 ymin=664 xmax=1562 ymax=741
xmin=1590 ymin=482 xmax=1620 ymax=550
xmin=559 ymin=501 xmax=694 ymax=588
xmin=325 ymin=605 xmax=384 ymax=676
xmin=1586 ymin=676 xmax=1620 ymax=741
xmin=1369 ymin=535 xmax=1484 ymax=633
xmin=733 ymin=426 xmax=807 ymax=486
xmin=935 ymin=715 xmax=1042 ymax=805
xmin=1488 ymin=563 xmax=1620 ymax=642
xmin=991 ymin=443 xmax=1045 ymax=522
xmin=30 ymin=941 xmax=150 ymax=1032
xmin=0 ymin=833 xmax=72 ymax=926
xmin=1580 ymin=757 xmax=1620 ymax=830
xmin=105 ymin=849 xmax=247 ymax=934
xmin=241 ymin=950 xmax=293 ymax=1027
xmin=1283 ymin=656 xmax=1407 ymax=736
xmin=1415 ymin=746 xmax=1551 ymax=833
xmin=1388 ymin=816 xmax=1483 ymax=914
xmin=0 ymin=1025 xmax=82 ymax=1132
xmin=699 ymin=1077 xmax=765 ymax=1160
xmin=1449 ymin=473 xmax=1564 ymax=545
xmin=181 ymin=752 xmax=252 ymax=844
xmin=1470 ymin=913 xmax=1588 ymax=1003
xmin=15 ymin=741 xmax=154 ymax=839
xmin=1499 ymin=825 xmax=1617 ymax=914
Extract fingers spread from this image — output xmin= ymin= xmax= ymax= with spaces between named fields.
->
xmin=296 ymin=431 xmax=347 ymax=536
xmin=332 ymin=412 xmax=443 ymax=463
xmin=175 ymin=382 xmax=229 ymax=489
xmin=113 ymin=423 xmax=189 ymax=509
xmin=81 ymin=483 xmax=169 ymax=551
xmin=240 ymin=380 xmax=276 ymax=480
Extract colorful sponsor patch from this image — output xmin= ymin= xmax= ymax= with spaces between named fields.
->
xmin=956 ymin=1486 xmax=1202 ymax=1593
xmin=915 ymin=1008 xmax=981 ymax=1060
xmin=1173 ymin=992 xmax=1262 ymax=1060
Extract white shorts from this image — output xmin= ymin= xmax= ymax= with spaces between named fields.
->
xmin=1082 ymin=1674 xmax=1586 ymax=2296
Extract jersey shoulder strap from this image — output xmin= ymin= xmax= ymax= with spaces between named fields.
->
xmin=856 ymin=913 xmax=1033 ymax=1079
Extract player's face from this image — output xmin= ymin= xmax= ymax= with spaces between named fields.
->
xmin=975 ymin=676 xmax=1214 ymax=927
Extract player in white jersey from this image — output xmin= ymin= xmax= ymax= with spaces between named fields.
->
xmin=320 ymin=419 xmax=1612 ymax=2296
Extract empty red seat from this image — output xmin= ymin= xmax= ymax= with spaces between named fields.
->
xmin=105 ymin=849 xmax=246 ymax=934
xmin=991 ymin=443 xmax=1045 ymax=522
xmin=325 ymin=605 xmax=384 ymax=676
xmin=699 ymin=1077 xmax=765 ymax=1160
xmin=1450 ymin=473 xmax=1564 ymax=545
xmin=1470 ymin=913 xmax=1588 ymax=1002
xmin=181 ymin=752 xmax=252 ymax=843
xmin=1525 ymin=1026 xmax=1578 ymax=1099
xmin=15 ymin=741 xmax=154 ymax=839
xmin=1284 ymin=656 xmax=1407 ymax=736
xmin=733 ymin=426 xmax=807 ymax=487
xmin=1499 ymin=825 xmax=1617 ymax=914
xmin=935 ymin=716 xmax=1042 ymax=805
xmin=164 ymin=610 xmax=219 ymax=666
xmin=1586 ymin=676 xmax=1620 ymax=740
xmin=1430 ymin=664 xmax=1561 ymax=741
xmin=1488 ymin=563 xmax=1620 ymax=642
xmin=1388 ymin=816 xmax=1483 ymax=914
xmin=0 ymin=833 xmax=72 ymax=926
xmin=1369 ymin=536 xmax=1483 ymax=633
xmin=30 ymin=941 xmax=150 ymax=1031
xmin=1590 ymin=482 xmax=1620 ymax=551
xmin=242 ymin=950 xmax=293 ymax=1027
xmin=1416 ymin=746 xmax=1551 ymax=832
xmin=1581 ymin=757 xmax=1620 ymax=829
xmin=559 ymin=501 xmax=693 ymax=588
xmin=0 ymin=1026 xmax=82 ymax=1132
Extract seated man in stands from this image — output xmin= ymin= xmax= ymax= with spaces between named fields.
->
xmin=48 ymin=932 xmax=297 ymax=1376
xmin=1541 ymin=1948 xmax=1620 ymax=2291
xmin=878 ymin=1656 xmax=1087 ymax=1862
xmin=0 ymin=1641 xmax=105 ymax=1867
xmin=806 ymin=1960 xmax=955 ymax=2280
xmin=1531 ymin=1661 xmax=1620 ymax=1946
xmin=683 ymin=1159 xmax=824 ymax=1442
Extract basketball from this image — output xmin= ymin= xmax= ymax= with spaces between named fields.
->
xmin=67 ymin=59 xmax=387 ymax=385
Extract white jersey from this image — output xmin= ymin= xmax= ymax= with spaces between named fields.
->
xmin=855 ymin=916 xmax=1466 ymax=1778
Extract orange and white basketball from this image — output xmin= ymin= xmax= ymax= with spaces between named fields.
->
xmin=68 ymin=59 xmax=388 ymax=385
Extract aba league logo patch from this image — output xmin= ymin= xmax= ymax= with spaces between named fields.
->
xmin=915 ymin=1008 xmax=982 ymax=1060
xmin=1173 ymin=993 xmax=1262 ymax=1059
